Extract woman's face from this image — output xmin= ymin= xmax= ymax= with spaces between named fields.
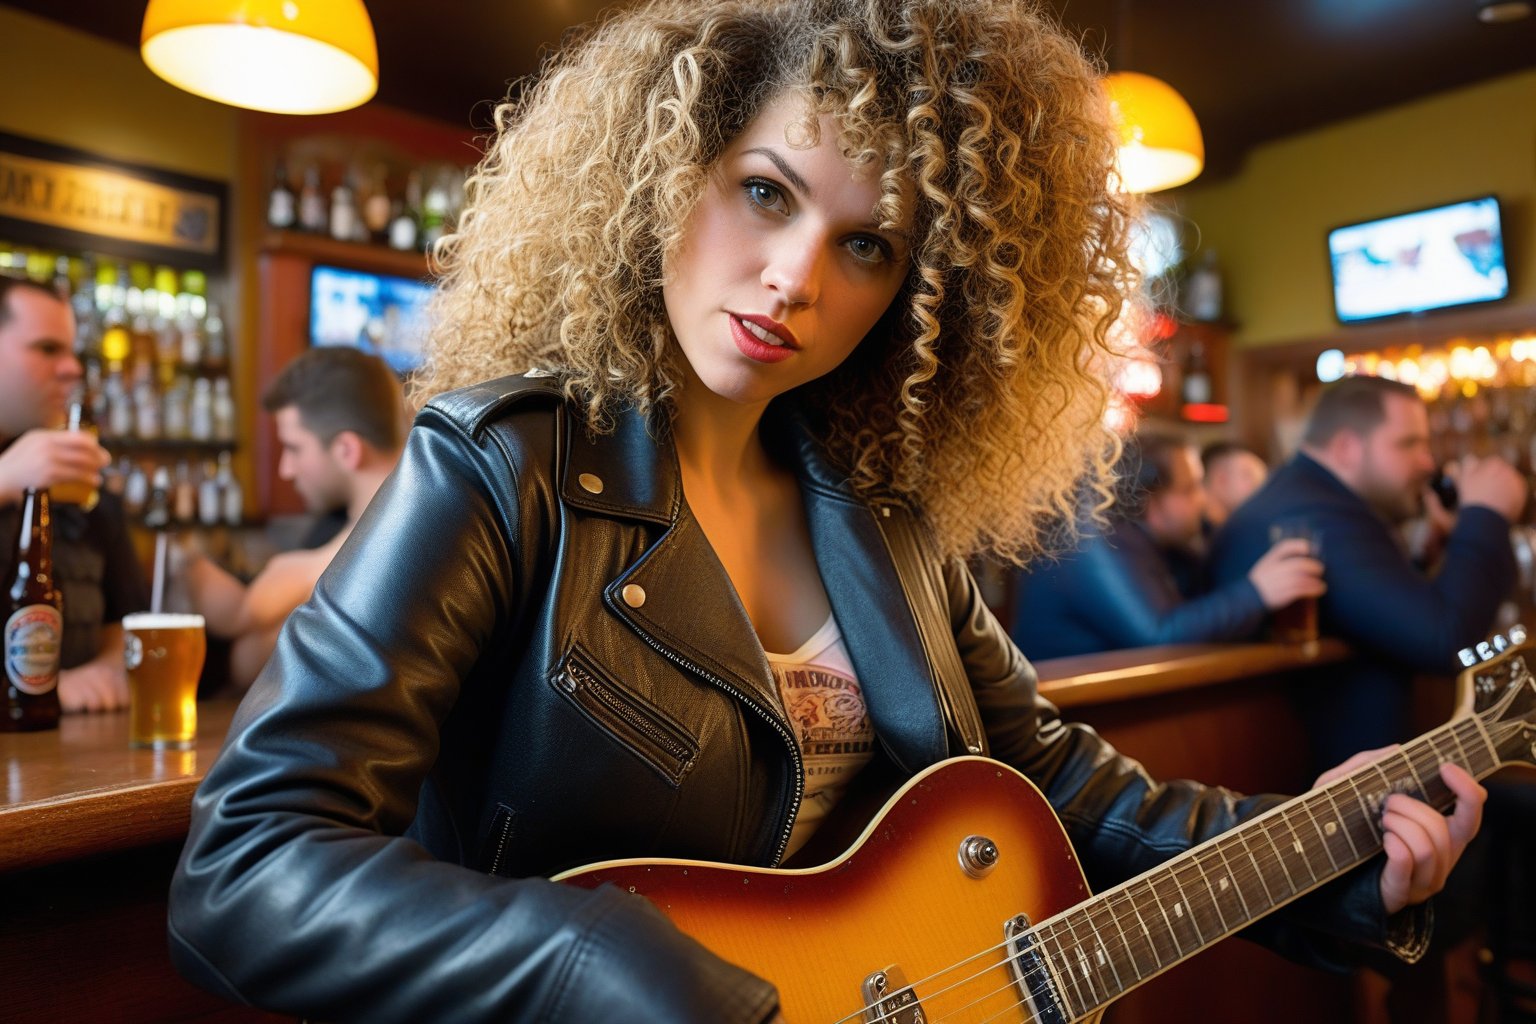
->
xmin=663 ymin=93 xmax=911 ymax=412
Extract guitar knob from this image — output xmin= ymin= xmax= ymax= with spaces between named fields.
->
xmin=1477 ymin=641 xmax=1496 ymax=661
xmin=1493 ymin=634 xmax=1511 ymax=652
xmin=958 ymin=835 xmax=1000 ymax=878
xmin=1458 ymin=648 xmax=1480 ymax=668
xmin=1510 ymin=624 xmax=1529 ymax=645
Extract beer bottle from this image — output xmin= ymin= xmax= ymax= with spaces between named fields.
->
xmin=3 ymin=490 xmax=63 ymax=731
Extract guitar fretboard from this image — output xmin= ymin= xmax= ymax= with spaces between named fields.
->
xmin=1026 ymin=714 xmax=1499 ymax=1020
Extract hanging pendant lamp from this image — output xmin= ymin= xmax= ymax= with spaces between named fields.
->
xmin=1104 ymin=70 xmax=1204 ymax=193
xmin=142 ymin=0 xmax=379 ymax=115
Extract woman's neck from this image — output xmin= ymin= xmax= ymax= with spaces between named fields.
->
xmin=669 ymin=376 xmax=780 ymax=498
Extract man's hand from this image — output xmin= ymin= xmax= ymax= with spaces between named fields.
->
xmin=1247 ymin=537 xmax=1326 ymax=611
xmin=1457 ymin=455 xmax=1528 ymax=523
xmin=1314 ymin=747 xmax=1486 ymax=915
xmin=0 ymin=428 xmax=110 ymax=506
xmin=59 ymin=659 xmax=129 ymax=713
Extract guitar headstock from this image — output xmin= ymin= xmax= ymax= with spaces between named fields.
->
xmin=1457 ymin=623 xmax=1536 ymax=767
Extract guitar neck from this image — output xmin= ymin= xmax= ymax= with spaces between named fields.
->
xmin=1032 ymin=714 xmax=1501 ymax=1019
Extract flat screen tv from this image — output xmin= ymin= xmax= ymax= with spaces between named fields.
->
xmin=309 ymin=264 xmax=434 ymax=373
xmin=1328 ymin=195 xmax=1508 ymax=323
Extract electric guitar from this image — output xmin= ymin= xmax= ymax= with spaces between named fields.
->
xmin=559 ymin=628 xmax=1536 ymax=1023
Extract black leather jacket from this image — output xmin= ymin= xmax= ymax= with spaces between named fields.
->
xmin=168 ymin=374 xmax=1422 ymax=1023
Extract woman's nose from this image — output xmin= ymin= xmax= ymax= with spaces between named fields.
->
xmin=761 ymin=234 xmax=823 ymax=308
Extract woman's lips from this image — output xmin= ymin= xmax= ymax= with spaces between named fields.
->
xmin=729 ymin=314 xmax=795 ymax=364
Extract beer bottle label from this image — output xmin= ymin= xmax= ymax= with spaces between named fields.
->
xmin=5 ymin=605 xmax=62 ymax=695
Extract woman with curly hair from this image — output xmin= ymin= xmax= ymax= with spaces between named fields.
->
xmin=169 ymin=0 xmax=1482 ymax=1020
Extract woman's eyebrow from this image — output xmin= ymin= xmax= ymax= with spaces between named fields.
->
xmin=742 ymin=147 xmax=812 ymax=197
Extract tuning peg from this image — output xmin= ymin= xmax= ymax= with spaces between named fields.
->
xmin=1458 ymin=647 xmax=1480 ymax=667
xmin=1477 ymin=641 xmax=1496 ymax=661
xmin=1493 ymin=634 xmax=1511 ymax=652
xmin=1510 ymin=624 xmax=1528 ymax=645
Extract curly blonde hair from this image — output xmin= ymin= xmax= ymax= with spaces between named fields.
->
xmin=417 ymin=0 xmax=1136 ymax=564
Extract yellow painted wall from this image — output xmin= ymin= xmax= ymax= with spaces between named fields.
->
xmin=1174 ymin=69 xmax=1536 ymax=348
xmin=0 ymin=6 xmax=236 ymax=181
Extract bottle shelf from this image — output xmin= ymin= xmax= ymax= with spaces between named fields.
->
xmin=260 ymin=229 xmax=431 ymax=280
xmin=103 ymin=438 xmax=237 ymax=455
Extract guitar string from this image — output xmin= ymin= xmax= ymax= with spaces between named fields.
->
xmin=824 ymin=715 xmax=1496 ymax=1024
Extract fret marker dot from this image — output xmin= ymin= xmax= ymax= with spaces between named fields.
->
xmin=1324 ymin=822 xmax=1337 ymax=836
xmin=1293 ymin=840 xmax=1304 ymax=855
xmin=1219 ymin=878 xmax=1229 ymax=891
xmin=1174 ymin=903 xmax=1184 ymax=917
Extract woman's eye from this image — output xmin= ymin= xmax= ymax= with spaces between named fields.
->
xmin=846 ymin=236 xmax=889 ymax=264
xmin=743 ymin=179 xmax=787 ymax=215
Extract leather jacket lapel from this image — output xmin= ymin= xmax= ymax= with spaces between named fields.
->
xmin=780 ymin=409 xmax=951 ymax=774
xmin=563 ymin=404 xmax=786 ymax=718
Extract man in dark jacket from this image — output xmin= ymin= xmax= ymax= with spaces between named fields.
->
xmin=1208 ymin=375 xmax=1526 ymax=771
xmin=1011 ymin=432 xmax=1323 ymax=660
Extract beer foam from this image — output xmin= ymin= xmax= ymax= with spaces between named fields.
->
xmin=123 ymin=613 xmax=206 ymax=630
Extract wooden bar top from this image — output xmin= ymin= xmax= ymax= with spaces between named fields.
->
xmin=0 ymin=701 xmax=238 ymax=874
xmin=1035 ymin=638 xmax=1350 ymax=707
xmin=0 ymin=639 xmax=1350 ymax=874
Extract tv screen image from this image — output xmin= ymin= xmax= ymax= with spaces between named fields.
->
xmin=309 ymin=264 xmax=435 ymax=373
xmin=1328 ymin=196 xmax=1508 ymax=323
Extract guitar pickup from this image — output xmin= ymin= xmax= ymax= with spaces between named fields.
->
xmin=861 ymin=965 xmax=927 ymax=1024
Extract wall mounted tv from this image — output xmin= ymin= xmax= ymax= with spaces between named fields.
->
xmin=309 ymin=264 xmax=434 ymax=374
xmin=1328 ymin=195 xmax=1508 ymax=323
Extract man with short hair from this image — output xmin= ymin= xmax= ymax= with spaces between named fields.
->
xmin=1010 ymin=431 xmax=1324 ymax=660
xmin=182 ymin=346 xmax=405 ymax=689
xmin=0 ymin=275 xmax=148 ymax=712
xmin=1200 ymin=440 xmax=1268 ymax=531
xmin=1209 ymin=374 xmax=1526 ymax=769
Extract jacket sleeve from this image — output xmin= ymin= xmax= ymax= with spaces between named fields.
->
xmin=945 ymin=557 xmax=1429 ymax=971
xmin=167 ymin=408 xmax=778 ymax=1024
xmin=1316 ymin=505 xmax=1513 ymax=673
xmin=1069 ymin=529 xmax=1268 ymax=648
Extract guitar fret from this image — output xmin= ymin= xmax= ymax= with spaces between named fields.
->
xmin=1259 ymin=816 xmax=1305 ymax=892
xmin=1079 ymin=902 xmax=1129 ymax=996
xmin=1141 ymin=879 xmax=1188 ymax=963
xmin=1038 ymin=924 xmax=1087 ymax=1020
xmin=1346 ymin=774 xmax=1384 ymax=846
xmin=1157 ymin=869 xmax=1208 ymax=950
xmin=1210 ymin=841 xmax=1254 ymax=921
xmin=1297 ymin=792 xmax=1349 ymax=872
xmin=1104 ymin=890 xmax=1151 ymax=982
xmin=1055 ymin=912 xmax=1106 ymax=1009
xmin=1187 ymin=850 xmax=1234 ymax=934
xmin=1169 ymin=860 xmax=1224 ymax=941
xmin=1243 ymin=843 xmax=1278 ymax=909
xmin=1463 ymin=715 xmax=1500 ymax=776
xmin=1129 ymin=901 xmax=1166 ymax=972
xmin=1396 ymin=747 xmax=1428 ymax=797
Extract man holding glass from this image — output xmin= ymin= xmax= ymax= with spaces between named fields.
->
xmin=1209 ymin=374 xmax=1526 ymax=771
xmin=0 ymin=275 xmax=148 ymax=713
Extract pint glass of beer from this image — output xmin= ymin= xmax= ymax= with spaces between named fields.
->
xmin=1268 ymin=521 xmax=1321 ymax=652
xmin=123 ymin=613 xmax=206 ymax=749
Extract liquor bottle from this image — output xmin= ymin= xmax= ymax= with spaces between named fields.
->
xmin=123 ymin=460 xmax=149 ymax=518
xmin=143 ymin=465 xmax=172 ymax=530
xmin=329 ymin=177 xmax=359 ymax=243
xmin=197 ymin=459 xmax=223 ymax=527
xmin=189 ymin=377 xmax=214 ymax=442
xmin=267 ymin=158 xmax=297 ymax=230
xmin=420 ymin=170 xmax=450 ymax=250
xmin=211 ymin=376 xmax=236 ymax=444
xmin=298 ymin=164 xmax=328 ymax=234
xmin=216 ymin=452 xmax=243 ymax=527
xmin=363 ymin=164 xmax=392 ymax=242
xmin=202 ymin=304 xmax=230 ymax=377
xmin=3 ymin=490 xmax=62 ymax=731
xmin=1180 ymin=339 xmax=1213 ymax=407
xmin=1183 ymin=250 xmax=1224 ymax=323
xmin=173 ymin=460 xmax=198 ymax=526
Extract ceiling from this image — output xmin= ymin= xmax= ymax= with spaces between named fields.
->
xmin=10 ymin=0 xmax=1536 ymax=180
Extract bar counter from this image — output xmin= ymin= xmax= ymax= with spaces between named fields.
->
xmin=0 ymin=641 xmax=1354 ymax=1023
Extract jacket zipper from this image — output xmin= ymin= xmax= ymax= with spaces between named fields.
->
xmin=621 ymin=619 xmax=804 ymax=867
xmin=564 ymin=661 xmax=695 ymax=767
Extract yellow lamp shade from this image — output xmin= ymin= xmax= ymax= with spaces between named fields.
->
xmin=1103 ymin=71 xmax=1204 ymax=194
xmin=142 ymin=0 xmax=378 ymax=115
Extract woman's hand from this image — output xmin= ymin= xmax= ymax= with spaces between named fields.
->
xmin=1313 ymin=747 xmax=1486 ymax=915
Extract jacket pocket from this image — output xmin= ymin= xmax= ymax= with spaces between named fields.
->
xmin=551 ymin=646 xmax=699 ymax=787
